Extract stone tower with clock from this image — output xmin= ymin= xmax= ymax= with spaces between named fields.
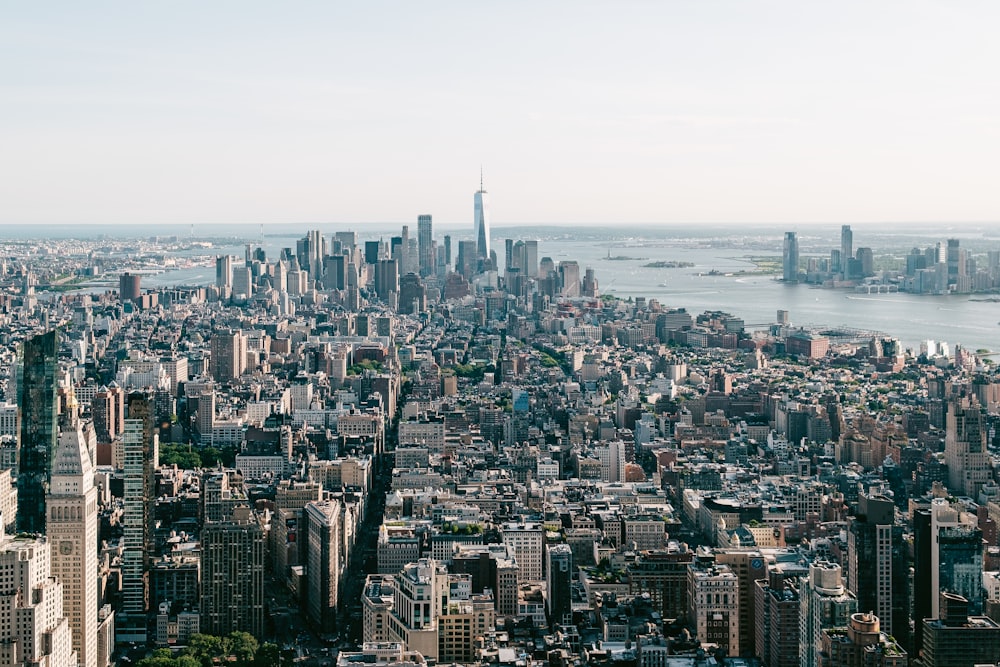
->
xmin=47 ymin=400 xmax=99 ymax=667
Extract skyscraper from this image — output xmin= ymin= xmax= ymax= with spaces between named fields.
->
xmin=119 ymin=272 xmax=141 ymax=302
xmin=17 ymin=329 xmax=59 ymax=534
xmin=474 ymin=173 xmax=490 ymax=259
xmin=841 ymin=225 xmax=853 ymax=278
xmin=847 ymin=493 xmax=894 ymax=635
xmin=120 ymin=393 xmax=155 ymax=642
xmin=944 ymin=396 xmax=990 ymax=498
xmin=215 ymin=255 xmax=233 ymax=288
xmin=783 ymin=232 xmax=799 ymax=282
xmin=201 ymin=506 xmax=266 ymax=637
xmin=304 ymin=499 xmax=342 ymax=629
xmin=47 ymin=410 xmax=99 ymax=667
xmin=799 ymin=561 xmax=856 ymax=667
xmin=546 ymin=544 xmax=573 ymax=627
xmin=210 ymin=330 xmax=248 ymax=383
xmin=417 ymin=215 xmax=435 ymax=277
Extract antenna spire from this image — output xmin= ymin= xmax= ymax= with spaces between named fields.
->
xmin=480 ymin=166 xmax=484 ymax=192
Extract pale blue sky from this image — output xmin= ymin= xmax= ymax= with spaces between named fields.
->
xmin=2 ymin=2 xmax=998 ymax=226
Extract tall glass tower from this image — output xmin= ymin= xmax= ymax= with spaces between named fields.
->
xmin=17 ymin=329 xmax=59 ymax=534
xmin=474 ymin=172 xmax=490 ymax=260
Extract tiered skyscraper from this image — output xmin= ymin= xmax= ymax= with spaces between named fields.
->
xmin=47 ymin=400 xmax=99 ymax=667
xmin=17 ymin=329 xmax=59 ymax=535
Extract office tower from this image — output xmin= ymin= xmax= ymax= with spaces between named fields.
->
xmin=918 ymin=592 xmax=1000 ymax=667
xmin=582 ymin=267 xmax=599 ymax=297
xmin=231 ymin=265 xmax=253 ymax=297
xmin=215 ymin=255 xmax=233 ymax=288
xmin=558 ymin=261 xmax=581 ymax=297
xmin=0 ymin=534 xmax=76 ymax=666
xmin=304 ymin=499 xmax=342 ymax=628
xmin=501 ymin=522 xmax=543 ymax=583
xmin=856 ymin=247 xmax=874 ymax=277
xmin=456 ymin=240 xmax=476 ymax=278
xmin=210 ymin=330 xmax=247 ymax=383
xmin=200 ymin=506 xmax=265 ymax=636
xmin=417 ymin=215 xmax=434 ymax=277
xmin=830 ymin=249 xmax=842 ymax=275
xmin=783 ymin=232 xmax=799 ymax=282
xmin=398 ymin=273 xmax=426 ymax=315
xmin=847 ymin=493 xmax=894 ymax=635
xmin=946 ymin=238 xmax=962 ymax=286
xmin=120 ymin=394 xmax=154 ymax=642
xmin=931 ymin=498 xmax=983 ymax=616
xmin=799 ymin=561 xmax=856 ymax=667
xmin=474 ymin=173 xmax=491 ymax=259
xmin=547 ymin=544 xmax=572 ymax=627
xmin=92 ymin=383 xmax=124 ymax=444
xmin=323 ymin=254 xmax=347 ymax=290
xmin=504 ymin=238 xmax=514 ymax=274
xmin=525 ymin=240 xmax=538 ymax=278
xmin=48 ymin=411 xmax=99 ymax=667
xmin=443 ymin=235 xmax=452 ymax=268
xmin=687 ymin=550 xmax=740 ymax=656
xmin=755 ymin=570 xmax=800 ymax=667
xmin=716 ymin=550 xmax=769 ymax=659
xmin=841 ymin=225 xmax=853 ymax=278
xmin=375 ymin=259 xmax=399 ymax=301
xmin=17 ymin=329 xmax=59 ymax=534
xmin=944 ymin=396 xmax=989 ymax=498
xmin=335 ymin=231 xmax=356 ymax=252
xmin=364 ymin=240 xmax=381 ymax=265
xmin=119 ymin=272 xmax=141 ymax=302
xmin=391 ymin=560 xmax=445 ymax=659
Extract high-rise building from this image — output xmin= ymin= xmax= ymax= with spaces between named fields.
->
xmin=688 ymin=549 xmax=740 ymax=656
xmin=783 ymin=232 xmax=799 ymax=282
xmin=417 ymin=215 xmax=435 ymax=278
xmin=946 ymin=238 xmax=963 ymax=286
xmin=501 ymin=522 xmax=544 ymax=584
xmin=210 ymin=330 xmax=247 ymax=383
xmin=546 ymin=544 xmax=572 ymax=627
xmin=215 ymin=255 xmax=233 ymax=288
xmin=375 ymin=259 xmax=399 ymax=301
xmin=919 ymin=593 xmax=1000 ymax=667
xmin=120 ymin=393 xmax=155 ymax=642
xmin=930 ymin=498 xmax=983 ymax=616
xmin=799 ymin=561 xmax=856 ymax=667
xmin=944 ymin=396 xmax=990 ymax=498
xmin=47 ymin=410 xmax=99 ymax=667
xmin=841 ymin=225 xmax=853 ymax=278
xmin=304 ymin=499 xmax=342 ymax=629
xmin=119 ymin=272 xmax=141 ymax=302
xmin=474 ymin=174 xmax=490 ymax=259
xmin=17 ymin=329 xmax=59 ymax=535
xmin=847 ymin=493 xmax=894 ymax=635
xmin=754 ymin=570 xmax=800 ymax=667
xmin=200 ymin=506 xmax=265 ymax=637
xmin=398 ymin=273 xmax=426 ymax=316
xmin=0 ymin=534 xmax=76 ymax=666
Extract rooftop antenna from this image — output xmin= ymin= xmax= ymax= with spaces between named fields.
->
xmin=480 ymin=165 xmax=484 ymax=192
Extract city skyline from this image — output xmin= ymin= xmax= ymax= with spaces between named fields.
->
xmin=3 ymin=2 xmax=1000 ymax=226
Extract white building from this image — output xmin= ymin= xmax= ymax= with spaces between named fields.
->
xmin=501 ymin=522 xmax=544 ymax=584
xmin=47 ymin=415 xmax=99 ymax=667
xmin=0 ymin=534 xmax=76 ymax=667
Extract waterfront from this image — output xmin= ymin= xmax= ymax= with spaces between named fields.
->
xmin=135 ymin=232 xmax=1000 ymax=354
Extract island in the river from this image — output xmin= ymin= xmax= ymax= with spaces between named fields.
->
xmin=644 ymin=260 xmax=695 ymax=268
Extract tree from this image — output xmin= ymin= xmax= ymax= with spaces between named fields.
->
xmin=253 ymin=643 xmax=282 ymax=667
xmin=227 ymin=631 xmax=259 ymax=664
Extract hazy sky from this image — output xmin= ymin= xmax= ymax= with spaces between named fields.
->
xmin=2 ymin=2 xmax=999 ymax=226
